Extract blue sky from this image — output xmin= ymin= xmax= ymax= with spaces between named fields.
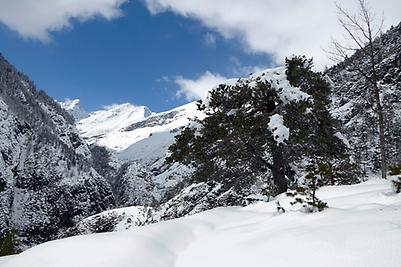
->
xmin=0 ymin=0 xmax=399 ymax=112
xmin=0 ymin=1 xmax=271 ymax=112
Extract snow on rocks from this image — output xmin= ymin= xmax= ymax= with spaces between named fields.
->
xmin=70 ymin=206 xmax=151 ymax=235
xmin=1 ymin=178 xmax=400 ymax=267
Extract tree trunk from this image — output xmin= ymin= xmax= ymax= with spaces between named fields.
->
xmin=369 ymin=37 xmax=387 ymax=179
xmin=331 ymin=0 xmax=388 ymax=179
xmin=376 ymin=98 xmax=387 ymax=179
xmin=271 ymin=144 xmax=287 ymax=194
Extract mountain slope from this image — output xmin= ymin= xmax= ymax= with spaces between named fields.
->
xmin=73 ymin=101 xmax=204 ymax=207
xmin=58 ymin=99 xmax=89 ymax=121
xmin=77 ymin=103 xmax=154 ymax=151
xmin=327 ymin=22 xmax=401 ymax=172
xmin=0 ymin=54 xmax=115 ymax=254
xmin=2 ymin=178 xmax=400 ymax=267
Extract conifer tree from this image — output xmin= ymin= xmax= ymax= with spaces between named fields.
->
xmin=167 ymin=56 xmax=357 ymax=198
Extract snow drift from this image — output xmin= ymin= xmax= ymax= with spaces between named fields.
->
xmin=1 ymin=178 xmax=400 ymax=267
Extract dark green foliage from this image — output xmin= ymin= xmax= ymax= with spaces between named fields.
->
xmin=285 ymin=56 xmax=359 ymax=185
xmin=389 ymin=164 xmax=401 ymax=175
xmin=167 ymin=55 xmax=357 ymax=199
xmin=285 ymin=56 xmax=342 ymax=157
xmin=166 ymin=127 xmax=197 ymax=165
xmin=167 ymin=80 xmax=287 ymax=195
xmin=0 ymin=231 xmax=16 ymax=256
xmin=287 ymin=161 xmax=328 ymax=212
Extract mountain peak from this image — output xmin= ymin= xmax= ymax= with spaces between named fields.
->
xmin=58 ymin=98 xmax=89 ymax=121
xmin=77 ymin=102 xmax=155 ymax=150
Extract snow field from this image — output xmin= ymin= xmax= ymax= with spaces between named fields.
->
xmin=1 ymin=178 xmax=400 ymax=267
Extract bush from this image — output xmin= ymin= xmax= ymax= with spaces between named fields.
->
xmin=389 ymin=164 xmax=401 ymax=176
xmin=392 ymin=177 xmax=401 ymax=194
xmin=287 ymin=162 xmax=328 ymax=212
xmin=0 ymin=231 xmax=16 ymax=256
xmin=287 ymin=186 xmax=328 ymax=213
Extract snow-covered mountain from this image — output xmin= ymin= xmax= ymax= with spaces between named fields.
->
xmin=58 ymin=99 xmax=89 ymax=121
xmin=77 ymin=103 xmax=154 ymax=151
xmin=0 ymin=20 xmax=400 ymax=260
xmin=327 ymin=22 xmax=401 ymax=172
xmin=68 ymin=100 xmax=204 ymax=207
xmin=2 ymin=178 xmax=400 ymax=267
xmin=0 ymin=54 xmax=115 ymax=254
xmin=76 ymin=102 xmax=201 ymax=152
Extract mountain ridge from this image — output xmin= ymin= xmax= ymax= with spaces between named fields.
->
xmin=0 ymin=53 xmax=115 ymax=254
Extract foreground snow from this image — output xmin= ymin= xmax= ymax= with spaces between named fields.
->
xmin=0 ymin=257 xmax=13 ymax=266
xmin=2 ymin=179 xmax=400 ymax=267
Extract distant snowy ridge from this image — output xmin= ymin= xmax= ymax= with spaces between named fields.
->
xmin=58 ymin=98 xmax=89 ymax=121
xmin=76 ymin=101 xmax=201 ymax=152
xmin=65 ymin=100 xmax=204 ymax=206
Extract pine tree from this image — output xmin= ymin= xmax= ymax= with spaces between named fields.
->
xmin=167 ymin=56 xmax=357 ymax=199
xmin=286 ymin=161 xmax=328 ymax=213
xmin=0 ymin=231 xmax=16 ymax=256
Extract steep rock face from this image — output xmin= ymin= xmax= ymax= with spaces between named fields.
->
xmin=0 ymin=54 xmax=115 ymax=254
xmin=327 ymin=22 xmax=401 ymax=172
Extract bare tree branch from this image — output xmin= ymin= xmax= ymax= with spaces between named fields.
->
xmin=326 ymin=0 xmax=387 ymax=179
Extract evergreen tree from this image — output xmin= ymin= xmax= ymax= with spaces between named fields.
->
xmin=284 ymin=56 xmax=360 ymax=186
xmin=167 ymin=56 xmax=357 ymax=199
xmin=0 ymin=231 xmax=16 ymax=256
xmin=286 ymin=161 xmax=328 ymax=213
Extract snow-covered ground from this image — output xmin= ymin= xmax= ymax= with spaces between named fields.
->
xmin=0 ymin=257 xmax=14 ymax=266
xmin=1 ymin=178 xmax=400 ymax=267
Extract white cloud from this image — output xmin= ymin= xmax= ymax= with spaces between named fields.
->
xmin=204 ymin=32 xmax=217 ymax=47
xmin=175 ymin=71 xmax=227 ymax=100
xmin=0 ymin=0 xmax=127 ymax=42
xmin=228 ymin=56 xmax=268 ymax=76
xmin=156 ymin=75 xmax=171 ymax=82
xmin=143 ymin=0 xmax=401 ymax=68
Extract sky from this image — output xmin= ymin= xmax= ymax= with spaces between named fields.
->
xmin=0 ymin=0 xmax=400 ymax=112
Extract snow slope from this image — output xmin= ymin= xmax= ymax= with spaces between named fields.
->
xmin=72 ymin=101 xmax=204 ymax=206
xmin=0 ymin=257 xmax=13 ymax=266
xmin=58 ymin=99 xmax=89 ymax=121
xmin=77 ymin=103 xmax=154 ymax=150
xmin=77 ymin=101 xmax=201 ymax=152
xmin=116 ymin=102 xmax=202 ymax=160
xmin=2 ymin=178 xmax=400 ymax=267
